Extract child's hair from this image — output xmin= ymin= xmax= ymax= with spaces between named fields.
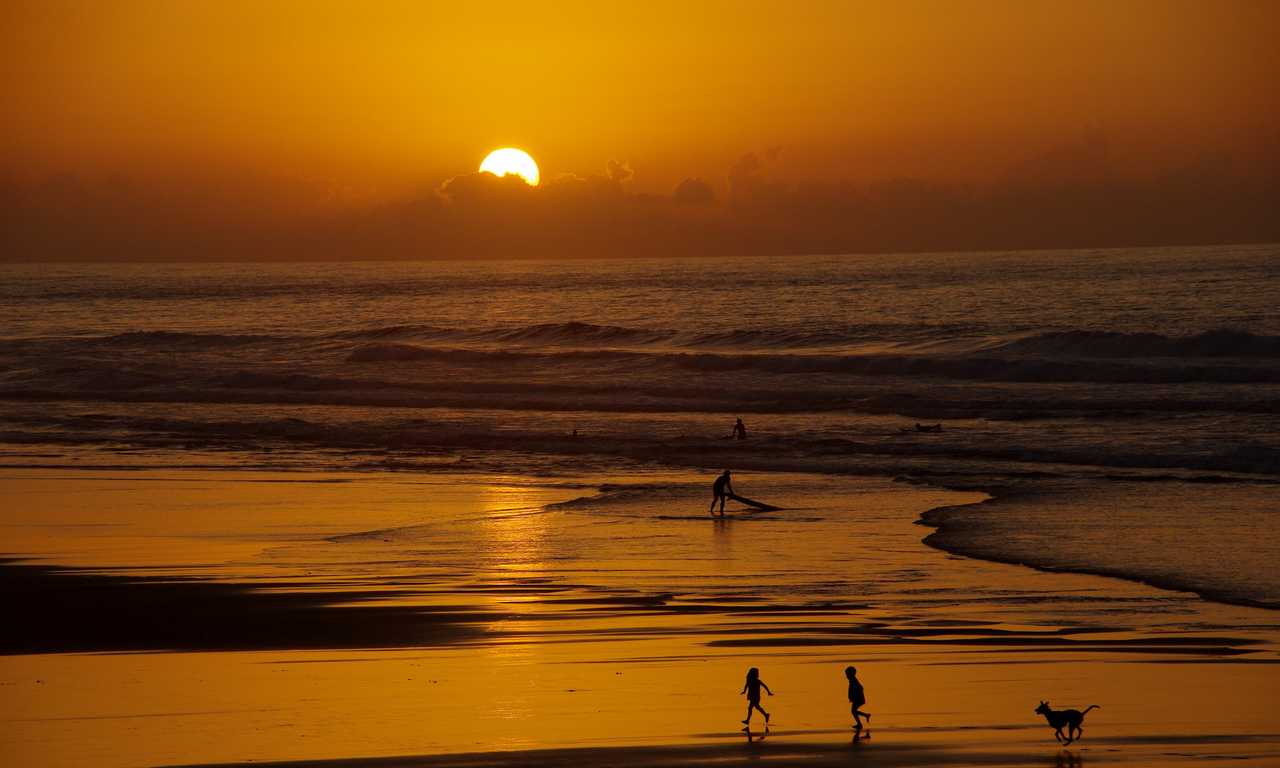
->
xmin=845 ymin=666 xmax=857 ymax=678
xmin=746 ymin=667 xmax=759 ymax=680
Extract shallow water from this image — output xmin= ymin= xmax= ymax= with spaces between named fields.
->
xmin=1 ymin=244 xmax=1278 ymax=605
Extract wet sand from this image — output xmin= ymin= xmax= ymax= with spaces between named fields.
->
xmin=164 ymin=734 xmax=1280 ymax=768
xmin=2 ymin=468 xmax=1278 ymax=767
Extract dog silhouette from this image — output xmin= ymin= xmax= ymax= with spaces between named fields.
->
xmin=1035 ymin=701 xmax=1099 ymax=744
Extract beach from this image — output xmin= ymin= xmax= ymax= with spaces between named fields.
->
xmin=2 ymin=467 xmax=1278 ymax=767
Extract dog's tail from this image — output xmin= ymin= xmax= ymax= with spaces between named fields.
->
xmin=1081 ymin=705 xmax=1100 ymax=716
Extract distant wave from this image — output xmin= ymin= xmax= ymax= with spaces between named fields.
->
xmin=331 ymin=324 xmax=1280 ymax=357
xmin=42 ymin=325 xmax=1280 ymax=362
xmin=346 ymin=342 xmax=1280 ymax=384
xmin=992 ymin=329 xmax=1280 ymax=359
xmin=99 ymin=330 xmax=282 ymax=346
xmin=332 ymin=320 xmax=975 ymax=351
xmin=331 ymin=321 xmax=676 ymax=346
xmin=490 ymin=321 xmax=674 ymax=346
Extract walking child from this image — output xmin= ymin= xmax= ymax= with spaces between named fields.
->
xmin=846 ymin=666 xmax=871 ymax=732
xmin=740 ymin=667 xmax=772 ymax=725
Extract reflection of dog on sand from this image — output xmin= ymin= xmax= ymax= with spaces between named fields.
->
xmin=1035 ymin=701 xmax=1099 ymax=745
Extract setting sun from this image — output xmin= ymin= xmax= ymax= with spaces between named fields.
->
xmin=479 ymin=148 xmax=540 ymax=186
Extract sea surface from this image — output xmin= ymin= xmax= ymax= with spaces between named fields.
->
xmin=1 ymin=244 xmax=1277 ymax=606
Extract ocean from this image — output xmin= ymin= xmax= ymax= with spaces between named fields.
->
xmin=1 ymin=243 xmax=1277 ymax=607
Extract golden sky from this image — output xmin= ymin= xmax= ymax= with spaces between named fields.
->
xmin=3 ymin=0 xmax=1278 ymax=258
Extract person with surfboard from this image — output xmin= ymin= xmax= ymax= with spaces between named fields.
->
xmin=710 ymin=469 xmax=734 ymax=516
xmin=708 ymin=470 xmax=782 ymax=516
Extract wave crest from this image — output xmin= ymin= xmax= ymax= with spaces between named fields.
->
xmin=994 ymin=329 xmax=1280 ymax=359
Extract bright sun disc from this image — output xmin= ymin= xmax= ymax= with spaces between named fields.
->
xmin=479 ymin=148 xmax=540 ymax=186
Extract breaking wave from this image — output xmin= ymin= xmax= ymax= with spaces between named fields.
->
xmin=991 ymin=329 xmax=1280 ymax=359
xmin=32 ymin=325 xmax=1280 ymax=368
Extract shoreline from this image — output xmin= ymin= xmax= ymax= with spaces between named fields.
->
xmin=917 ymin=483 xmax=1280 ymax=612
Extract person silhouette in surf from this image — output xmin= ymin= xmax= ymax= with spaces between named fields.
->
xmin=710 ymin=470 xmax=734 ymax=516
xmin=732 ymin=417 xmax=748 ymax=440
xmin=846 ymin=666 xmax=871 ymax=734
xmin=741 ymin=667 xmax=772 ymax=725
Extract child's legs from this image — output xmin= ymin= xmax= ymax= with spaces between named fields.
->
xmin=753 ymin=700 xmax=769 ymax=717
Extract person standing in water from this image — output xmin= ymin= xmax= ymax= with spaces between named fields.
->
xmin=732 ymin=417 xmax=748 ymax=440
xmin=740 ymin=667 xmax=772 ymax=725
xmin=710 ymin=470 xmax=734 ymax=516
xmin=846 ymin=666 xmax=871 ymax=733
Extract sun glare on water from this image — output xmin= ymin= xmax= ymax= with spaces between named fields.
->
xmin=479 ymin=148 xmax=540 ymax=186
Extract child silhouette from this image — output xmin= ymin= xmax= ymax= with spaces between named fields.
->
xmin=740 ymin=667 xmax=773 ymax=725
xmin=846 ymin=666 xmax=871 ymax=732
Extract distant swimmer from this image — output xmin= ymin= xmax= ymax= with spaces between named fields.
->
xmin=710 ymin=469 xmax=734 ymax=516
xmin=731 ymin=417 xmax=748 ymax=440
xmin=899 ymin=422 xmax=943 ymax=434
xmin=740 ymin=666 xmax=773 ymax=726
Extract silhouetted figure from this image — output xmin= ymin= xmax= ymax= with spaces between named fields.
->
xmin=740 ymin=666 xmax=772 ymax=725
xmin=846 ymin=666 xmax=871 ymax=734
xmin=1035 ymin=701 xmax=1099 ymax=745
xmin=732 ymin=417 xmax=748 ymax=440
xmin=710 ymin=470 xmax=734 ymax=517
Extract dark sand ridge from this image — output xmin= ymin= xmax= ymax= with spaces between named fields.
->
xmin=0 ymin=561 xmax=484 ymax=654
xmin=2 ymin=560 xmax=1265 ymax=657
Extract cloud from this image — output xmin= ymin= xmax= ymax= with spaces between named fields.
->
xmin=672 ymin=178 xmax=715 ymax=206
xmin=606 ymin=160 xmax=633 ymax=184
xmin=727 ymin=150 xmax=789 ymax=209
xmin=438 ymin=169 xmax=537 ymax=204
xmin=727 ymin=152 xmax=762 ymax=194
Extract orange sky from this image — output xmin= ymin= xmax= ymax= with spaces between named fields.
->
xmin=3 ymin=0 xmax=1278 ymax=258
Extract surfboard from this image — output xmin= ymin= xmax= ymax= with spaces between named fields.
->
xmin=726 ymin=492 xmax=781 ymax=511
